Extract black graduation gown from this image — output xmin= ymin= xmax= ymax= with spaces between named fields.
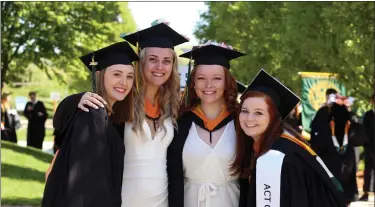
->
xmin=42 ymin=107 xmax=125 ymax=207
xmin=166 ymin=111 xmax=235 ymax=207
xmin=1 ymin=107 xmax=18 ymax=143
xmin=363 ymin=109 xmax=375 ymax=154
xmin=309 ymin=104 xmax=357 ymax=203
xmin=53 ymin=92 xmax=85 ymax=135
xmin=23 ymin=101 xmax=48 ymax=149
xmin=241 ymin=136 xmax=345 ymax=207
xmin=52 ymin=92 xmax=125 ymax=139
xmin=55 ymin=92 xmax=181 ymax=205
xmin=362 ymin=109 xmax=375 ymax=192
xmin=284 ymin=113 xmax=302 ymax=134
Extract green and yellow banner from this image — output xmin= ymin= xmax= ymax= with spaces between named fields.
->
xmin=300 ymin=72 xmax=346 ymax=133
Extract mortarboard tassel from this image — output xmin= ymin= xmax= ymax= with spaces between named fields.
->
xmin=134 ymin=40 xmax=140 ymax=92
xmin=183 ymin=49 xmax=193 ymax=106
xmin=89 ymin=54 xmax=98 ymax=92
xmin=184 ymin=58 xmax=192 ymax=106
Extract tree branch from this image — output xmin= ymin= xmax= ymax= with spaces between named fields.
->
xmin=8 ymin=18 xmax=44 ymax=63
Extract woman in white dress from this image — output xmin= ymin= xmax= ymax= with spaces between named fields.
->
xmin=167 ymin=41 xmax=246 ymax=207
xmin=59 ymin=20 xmax=189 ymax=207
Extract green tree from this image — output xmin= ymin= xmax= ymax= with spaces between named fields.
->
xmin=195 ymin=2 xmax=374 ymax=112
xmin=1 ymin=2 xmax=136 ymax=92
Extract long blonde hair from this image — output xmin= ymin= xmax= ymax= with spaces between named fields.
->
xmin=1 ymin=94 xmax=11 ymax=111
xmin=96 ymin=68 xmax=135 ymax=124
xmin=132 ymin=48 xmax=180 ymax=134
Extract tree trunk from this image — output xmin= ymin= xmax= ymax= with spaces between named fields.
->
xmin=1 ymin=53 xmax=9 ymax=90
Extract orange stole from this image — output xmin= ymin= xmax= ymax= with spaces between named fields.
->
xmin=191 ymin=105 xmax=230 ymax=131
xmin=280 ymin=133 xmax=317 ymax=156
xmin=144 ymin=98 xmax=161 ymax=119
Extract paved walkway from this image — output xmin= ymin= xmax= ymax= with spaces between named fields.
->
xmin=17 ymin=140 xmax=54 ymax=155
xmin=352 ymin=194 xmax=375 ymax=206
xmin=19 ymin=119 xmax=53 ymax=129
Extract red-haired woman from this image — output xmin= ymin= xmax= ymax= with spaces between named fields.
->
xmin=167 ymin=41 xmax=246 ymax=207
xmin=234 ymin=69 xmax=345 ymax=207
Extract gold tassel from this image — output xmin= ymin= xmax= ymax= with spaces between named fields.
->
xmin=89 ymin=54 xmax=98 ymax=92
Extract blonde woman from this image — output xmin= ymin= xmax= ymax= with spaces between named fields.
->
xmin=54 ymin=21 xmax=188 ymax=207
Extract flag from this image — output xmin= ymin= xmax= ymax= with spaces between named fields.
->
xmin=300 ymin=72 xmax=346 ymax=133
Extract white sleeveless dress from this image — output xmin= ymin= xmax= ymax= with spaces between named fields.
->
xmin=121 ymin=118 xmax=174 ymax=207
xmin=183 ymin=120 xmax=239 ymax=207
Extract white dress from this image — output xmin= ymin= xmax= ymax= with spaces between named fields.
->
xmin=121 ymin=118 xmax=174 ymax=207
xmin=183 ymin=121 xmax=239 ymax=207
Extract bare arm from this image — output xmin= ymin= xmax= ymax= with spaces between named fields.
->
xmin=45 ymin=150 xmax=59 ymax=182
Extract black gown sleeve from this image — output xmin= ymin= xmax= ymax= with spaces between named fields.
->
xmin=43 ymin=108 xmax=116 ymax=207
xmin=167 ymin=128 xmax=185 ymax=207
xmin=65 ymin=109 xmax=114 ymax=207
xmin=53 ymin=92 xmax=85 ymax=133
xmin=280 ymin=154 xmax=345 ymax=207
xmin=310 ymin=106 xmax=332 ymax=153
xmin=239 ymin=177 xmax=249 ymax=207
xmin=39 ymin=101 xmax=48 ymax=123
xmin=23 ymin=102 xmax=32 ymax=120
xmin=363 ymin=110 xmax=374 ymax=149
xmin=167 ymin=113 xmax=195 ymax=207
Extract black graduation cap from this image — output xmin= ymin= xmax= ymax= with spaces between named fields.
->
xmin=241 ymin=69 xmax=300 ymax=119
xmin=236 ymin=80 xmax=247 ymax=94
xmin=80 ymin=41 xmax=138 ymax=72
xmin=123 ymin=23 xmax=189 ymax=50
xmin=179 ymin=44 xmax=246 ymax=69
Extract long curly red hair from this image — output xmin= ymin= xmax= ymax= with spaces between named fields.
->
xmin=179 ymin=65 xmax=239 ymax=116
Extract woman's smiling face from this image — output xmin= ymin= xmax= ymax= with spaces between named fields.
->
xmin=239 ymin=97 xmax=271 ymax=142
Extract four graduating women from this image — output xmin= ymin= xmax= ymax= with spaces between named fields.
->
xmin=45 ymin=19 xmax=347 ymax=207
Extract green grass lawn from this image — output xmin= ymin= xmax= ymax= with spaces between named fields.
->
xmin=16 ymin=127 xmax=54 ymax=142
xmin=1 ymin=140 xmax=53 ymax=206
xmin=0 ymin=141 xmax=366 ymax=207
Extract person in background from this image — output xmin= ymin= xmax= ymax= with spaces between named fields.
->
xmin=359 ymin=94 xmax=375 ymax=201
xmin=310 ymin=88 xmax=357 ymax=205
xmin=23 ymin=91 xmax=48 ymax=149
xmin=284 ymin=86 xmax=302 ymax=134
xmin=285 ymin=102 xmax=302 ymax=134
xmin=235 ymin=69 xmax=345 ymax=207
xmin=1 ymin=92 xmax=19 ymax=143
